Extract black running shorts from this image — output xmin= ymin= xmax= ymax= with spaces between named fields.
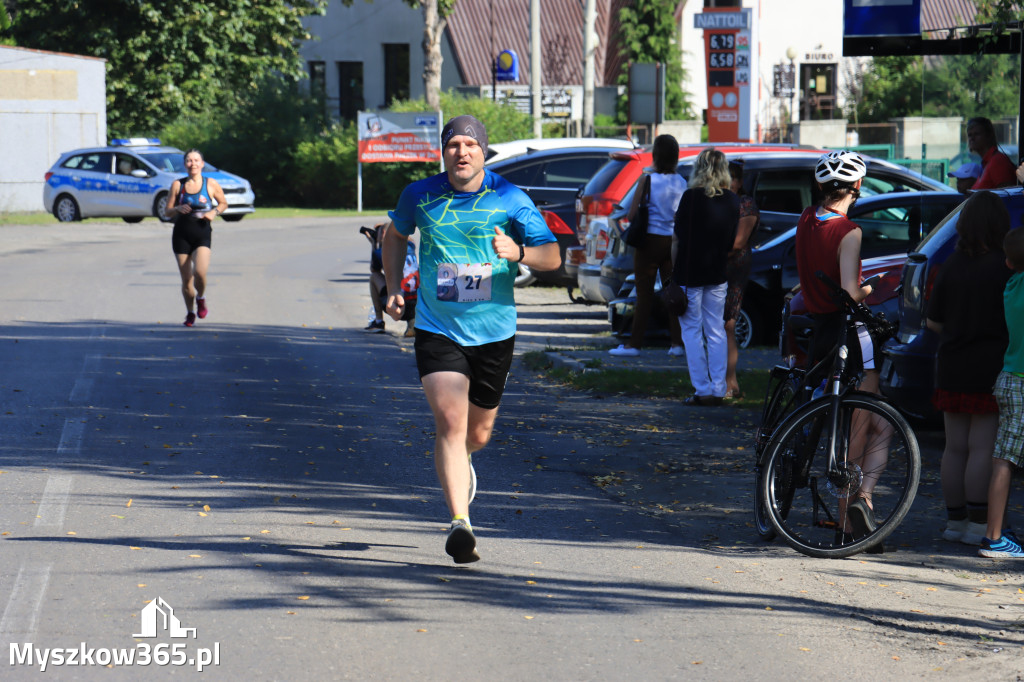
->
xmin=171 ymin=216 xmax=213 ymax=255
xmin=414 ymin=330 xmax=515 ymax=410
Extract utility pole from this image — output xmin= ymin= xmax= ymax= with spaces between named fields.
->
xmin=582 ymin=0 xmax=596 ymax=137
xmin=531 ymin=0 xmax=542 ymax=137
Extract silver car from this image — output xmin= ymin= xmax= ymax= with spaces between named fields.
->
xmin=43 ymin=139 xmax=256 ymax=223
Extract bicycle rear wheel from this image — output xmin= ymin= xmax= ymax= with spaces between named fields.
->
xmin=754 ymin=369 xmax=803 ymax=540
xmin=761 ymin=393 xmax=920 ymax=559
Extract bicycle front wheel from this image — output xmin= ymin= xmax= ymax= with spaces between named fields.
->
xmin=754 ymin=369 xmax=803 ymax=541
xmin=761 ymin=393 xmax=920 ymax=559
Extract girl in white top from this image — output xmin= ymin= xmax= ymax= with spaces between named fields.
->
xmin=609 ymin=134 xmax=688 ymax=357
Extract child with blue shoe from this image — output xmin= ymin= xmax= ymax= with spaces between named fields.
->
xmin=979 ymin=226 xmax=1024 ymax=558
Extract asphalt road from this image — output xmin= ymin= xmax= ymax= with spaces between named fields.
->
xmin=0 ymin=216 xmax=1022 ymax=680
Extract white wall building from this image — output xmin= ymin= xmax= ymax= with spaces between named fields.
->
xmin=299 ymin=0 xmax=462 ymax=120
xmin=0 ymin=46 xmax=106 ymax=213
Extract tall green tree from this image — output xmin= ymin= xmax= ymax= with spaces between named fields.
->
xmin=617 ymin=0 xmax=695 ymax=122
xmin=1 ymin=0 xmax=326 ymax=136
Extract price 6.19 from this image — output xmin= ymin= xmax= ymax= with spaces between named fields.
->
xmin=709 ymin=33 xmax=734 ymax=50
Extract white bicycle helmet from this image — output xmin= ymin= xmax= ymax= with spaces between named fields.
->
xmin=814 ymin=150 xmax=867 ymax=186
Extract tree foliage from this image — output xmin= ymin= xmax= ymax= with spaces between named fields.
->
xmin=846 ymin=53 xmax=1019 ymax=124
xmin=1 ymin=0 xmax=326 ymax=136
xmin=616 ymin=0 xmax=695 ymax=122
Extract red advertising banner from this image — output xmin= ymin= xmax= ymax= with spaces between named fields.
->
xmin=357 ymin=112 xmax=441 ymax=163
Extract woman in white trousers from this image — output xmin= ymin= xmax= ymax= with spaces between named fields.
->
xmin=673 ymin=148 xmax=738 ymax=406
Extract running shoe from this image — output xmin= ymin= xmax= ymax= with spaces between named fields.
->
xmin=445 ymin=518 xmax=480 ymax=564
xmin=184 ymin=312 xmax=196 ymax=327
xmin=608 ymin=344 xmax=639 ymax=357
xmin=363 ymin=319 xmax=385 ymax=333
xmin=468 ymin=456 xmax=477 ymax=504
xmin=667 ymin=345 xmax=685 ymax=357
xmin=196 ymin=298 xmax=208 ymax=319
xmin=978 ymin=535 xmax=1024 ymax=558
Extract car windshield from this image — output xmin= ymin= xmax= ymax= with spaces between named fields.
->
xmin=138 ymin=151 xmax=219 ymax=173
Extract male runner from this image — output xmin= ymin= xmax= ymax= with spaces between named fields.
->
xmin=382 ymin=115 xmax=560 ymax=563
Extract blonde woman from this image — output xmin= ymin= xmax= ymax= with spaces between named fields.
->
xmin=673 ymin=147 xmax=738 ymax=405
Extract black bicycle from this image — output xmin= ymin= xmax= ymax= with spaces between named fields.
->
xmin=755 ymin=273 xmax=921 ymax=558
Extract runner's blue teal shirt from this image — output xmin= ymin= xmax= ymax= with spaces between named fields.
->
xmin=389 ymin=168 xmax=555 ymax=346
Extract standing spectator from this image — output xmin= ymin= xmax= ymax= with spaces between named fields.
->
xmin=979 ymin=227 xmax=1024 ymax=558
xmin=608 ymin=134 xmax=687 ymax=358
xmin=673 ymin=147 xmax=738 ymax=406
xmin=948 ymin=162 xmax=982 ymax=194
xmin=967 ymin=117 xmax=1017 ymax=190
xmin=164 ymin=148 xmax=228 ymax=327
xmin=925 ymin=191 xmax=1012 ymax=546
xmin=723 ymin=159 xmax=760 ymax=399
xmin=382 ymin=115 xmax=559 ymax=564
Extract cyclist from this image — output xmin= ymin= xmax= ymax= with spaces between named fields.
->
xmin=795 ymin=150 xmax=892 ymax=545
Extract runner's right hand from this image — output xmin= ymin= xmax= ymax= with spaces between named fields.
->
xmin=385 ymin=293 xmax=405 ymax=321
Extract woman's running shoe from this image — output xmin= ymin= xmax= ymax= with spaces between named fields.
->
xmin=184 ymin=312 xmax=196 ymax=327
xmin=196 ymin=298 xmax=208 ymax=319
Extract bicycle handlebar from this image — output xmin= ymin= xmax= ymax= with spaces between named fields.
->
xmin=813 ymin=270 xmax=897 ymax=341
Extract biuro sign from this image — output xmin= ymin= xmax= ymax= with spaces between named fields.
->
xmin=695 ymin=7 xmax=752 ymax=142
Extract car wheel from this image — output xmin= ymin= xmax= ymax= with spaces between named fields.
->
xmin=53 ymin=194 xmax=80 ymax=222
xmin=736 ymin=304 xmax=760 ymax=349
xmin=154 ymin=193 xmax=173 ymax=223
xmin=514 ymin=263 xmax=536 ymax=288
xmin=122 ymin=216 xmax=144 ymax=224
xmin=221 ymin=214 xmax=243 ymax=222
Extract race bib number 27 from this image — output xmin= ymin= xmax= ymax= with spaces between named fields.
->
xmin=437 ymin=263 xmax=492 ymax=302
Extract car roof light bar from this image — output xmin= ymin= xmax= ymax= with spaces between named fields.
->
xmin=110 ymin=138 xmax=161 ymax=147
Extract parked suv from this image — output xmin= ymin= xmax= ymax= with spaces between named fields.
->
xmin=43 ymin=139 xmax=256 ymax=223
xmin=882 ymin=188 xmax=1024 ymax=421
xmin=487 ymin=144 xmax=634 ymax=287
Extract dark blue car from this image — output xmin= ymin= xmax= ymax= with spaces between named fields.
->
xmin=881 ymin=187 xmax=1024 ymax=420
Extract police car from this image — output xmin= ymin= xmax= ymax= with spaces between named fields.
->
xmin=42 ymin=139 xmax=256 ymax=223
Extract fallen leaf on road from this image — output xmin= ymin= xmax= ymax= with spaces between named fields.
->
xmin=297 ymin=596 xmax=310 ymax=600
xmin=126 ymin=499 xmax=133 ymax=508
